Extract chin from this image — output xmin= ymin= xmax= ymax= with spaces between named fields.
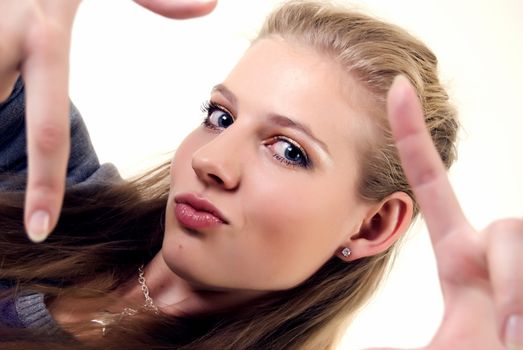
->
xmin=159 ymin=235 xmax=222 ymax=290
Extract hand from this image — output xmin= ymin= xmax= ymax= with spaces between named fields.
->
xmin=0 ymin=0 xmax=82 ymax=243
xmin=0 ymin=0 xmax=217 ymax=243
xmin=366 ymin=76 xmax=522 ymax=350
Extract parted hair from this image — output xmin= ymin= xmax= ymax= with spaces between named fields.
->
xmin=0 ymin=1 xmax=457 ymax=349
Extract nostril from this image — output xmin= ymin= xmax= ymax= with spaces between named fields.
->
xmin=209 ymin=173 xmax=224 ymax=185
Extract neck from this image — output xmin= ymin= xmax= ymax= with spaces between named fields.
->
xmin=119 ymin=251 xmax=266 ymax=317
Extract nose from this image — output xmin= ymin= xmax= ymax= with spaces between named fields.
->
xmin=191 ymin=134 xmax=242 ymax=191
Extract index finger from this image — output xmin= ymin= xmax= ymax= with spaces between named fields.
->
xmin=133 ymin=0 xmax=218 ymax=19
xmin=21 ymin=27 xmax=71 ymax=243
xmin=387 ymin=75 xmax=471 ymax=244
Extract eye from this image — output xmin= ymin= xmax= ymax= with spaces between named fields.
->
xmin=267 ymin=136 xmax=312 ymax=169
xmin=201 ymin=101 xmax=234 ymax=130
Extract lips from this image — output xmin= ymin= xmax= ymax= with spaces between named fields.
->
xmin=174 ymin=193 xmax=228 ymax=230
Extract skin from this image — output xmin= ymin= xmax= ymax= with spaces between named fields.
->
xmin=161 ymin=37 xmax=410 ymax=292
xmin=117 ymin=37 xmax=412 ymax=318
xmin=0 ymin=0 xmax=217 ymax=244
xmin=367 ymin=76 xmax=523 ymax=350
xmin=1 ymin=1 xmax=522 ymax=348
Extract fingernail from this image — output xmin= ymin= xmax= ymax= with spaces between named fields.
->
xmin=28 ymin=210 xmax=50 ymax=243
xmin=506 ymin=314 xmax=523 ymax=350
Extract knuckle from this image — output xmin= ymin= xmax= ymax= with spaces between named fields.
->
xmin=487 ymin=219 xmax=510 ymax=232
xmin=485 ymin=219 xmax=523 ymax=240
xmin=498 ymin=287 xmax=523 ymax=315
xmin=415 ymin=167 xmax=440 ymax=187
xmin=32 ymin=122 xmax=68 ymax=153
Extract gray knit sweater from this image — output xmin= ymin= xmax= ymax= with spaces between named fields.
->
xmin=0 ymin=78 xmax=121 ymax=335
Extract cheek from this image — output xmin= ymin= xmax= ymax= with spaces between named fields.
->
xmin=170 ymin=129 xmax=205 ymax=185
xmin=240 ymin=172 xmax=352 ymax=288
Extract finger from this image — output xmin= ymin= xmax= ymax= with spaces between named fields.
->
xmin=485 ymin=218 xmax=523 ymax=349
xmin=363 ymin=347 xmax=416 ymax=350
xmin=133 ymin=0 xmax=217 ymax=19
xmin=21 ymin=24 xmax=72 ymax=243
xmin=387 ymin=75 xmax=471 ymax=244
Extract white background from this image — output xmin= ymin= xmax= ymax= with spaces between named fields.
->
xmin=70 ymin=1 xmax=523 ymax=349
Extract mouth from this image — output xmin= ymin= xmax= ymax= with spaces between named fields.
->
xmin=174 ymin=193 xmax=229 ymax=230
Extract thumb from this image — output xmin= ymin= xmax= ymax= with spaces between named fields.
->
xmin=363 ymin=348 xmax=418 ymax=350
xmin=133 ymin=0 xmax=217 ymax=19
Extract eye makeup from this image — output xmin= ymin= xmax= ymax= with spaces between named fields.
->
xmin=200 ymin=99 xmax=313 ymax=169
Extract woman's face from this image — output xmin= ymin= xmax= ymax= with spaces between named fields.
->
xmin=163 ymin=37 xmax=372 ymax=292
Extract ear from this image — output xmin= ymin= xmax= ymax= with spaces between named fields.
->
xmin=337 ymin=192 xmax=413 ymax=261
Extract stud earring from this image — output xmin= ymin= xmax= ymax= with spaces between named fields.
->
xmin=341 ymin=247 xmax=351 ymax=257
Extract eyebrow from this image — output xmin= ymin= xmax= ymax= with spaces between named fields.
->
xmin=211 ymin=84 xmax=330 ymax=154
xmin=212 ymin=84 xmax=237 ymax=106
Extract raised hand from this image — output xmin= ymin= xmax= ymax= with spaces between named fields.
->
xmin=0 ymin=0 xmax=82 ymax=243
xmin=366 ymin=76 xmax=522 ymax=350
xmin=0 ymin=0 xmax=217 ymax=243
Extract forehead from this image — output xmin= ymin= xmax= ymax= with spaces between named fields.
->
xmin=221 ymin=37 xmax=372 ymax=168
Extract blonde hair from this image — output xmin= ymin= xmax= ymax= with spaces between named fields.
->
xmin=254 ymin=1 xmax=458 ymax=347
xmin=0 ymin=1 xmax=457 ymax=349
xmin=259 ymin=0 xmax=457 ymax=216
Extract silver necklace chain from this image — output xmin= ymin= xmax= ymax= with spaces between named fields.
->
xmin=91 ymin=264 xmax=158 ymax=336
xmin=138 ymin=264 xmax=159 ymax=314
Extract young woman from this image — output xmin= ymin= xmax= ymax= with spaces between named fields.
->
xmin=0 ymin=1 xmax=521 ymax=349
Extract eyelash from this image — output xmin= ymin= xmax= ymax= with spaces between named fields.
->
xmin=200 ymin=100 xmax=233 ymax=131
xmin=200 ymin=100 xmax=312 ymax=169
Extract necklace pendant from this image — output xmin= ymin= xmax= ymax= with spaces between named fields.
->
xmin=91 ymin=307 xmax=138 ymax=337
xmin=92 ymin=265 xmax=157 ymax=336
xmin=91 ymin=311 xmax=116 ymax=337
